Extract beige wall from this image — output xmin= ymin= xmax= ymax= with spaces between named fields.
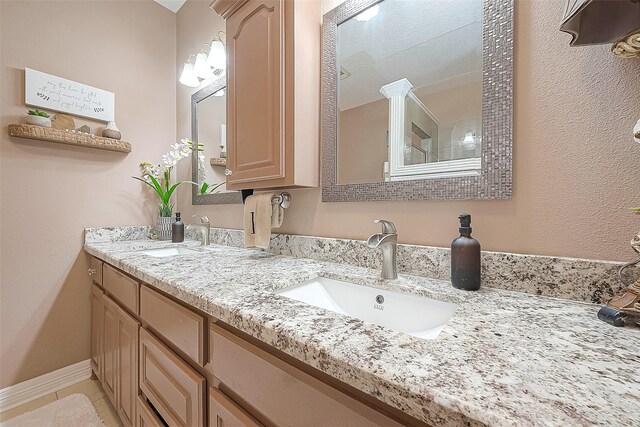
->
xmin=181 ymin=0 xmax=640 ymax=263
xmin=0 ymin=1 xmax=176 ymax=388
xmin=337 ymin=97 xmax=388 ymax=184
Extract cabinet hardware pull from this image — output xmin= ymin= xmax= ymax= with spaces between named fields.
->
xmin=224 ymin=168 xmax=233 ymax=176
xmin=88 ymin=268 xmax=97 ymax=276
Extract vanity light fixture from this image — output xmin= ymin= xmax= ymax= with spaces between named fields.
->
xmin=355 ymin=4 xmax=379 ymax=22
xmin=207 ymin=32 xmax=227 ymax=72
xmin=179 ymin=56 xmax=200 ymax=87
xmin=179 ymin=32 xmax=227 ymax=87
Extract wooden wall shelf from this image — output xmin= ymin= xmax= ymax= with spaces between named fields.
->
xmin=210 ymin=157 xmax=227 ymax=167
xmin=8 ymin=123 xmax=132 ymax=153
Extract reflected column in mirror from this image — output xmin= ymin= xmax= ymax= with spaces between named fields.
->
xmin=336 ymin=0 xmax=483 ymax=185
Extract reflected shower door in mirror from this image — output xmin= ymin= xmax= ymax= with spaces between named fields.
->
xmin=191 ymin=81 xmax=242 ymax=205
xmin=336 ymin=0 xmax=483 ymax=185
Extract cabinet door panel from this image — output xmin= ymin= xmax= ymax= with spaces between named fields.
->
xmin=102 ymin=294 xmax=119 ymax=405
xmin=227 ymin=0 xmax=284 ymax=188
xmin=104 ymin=264 xmax=140 ymax=315
xmin=118 ymin=307 xmax=140 ymax=427
xmin=140 ymin=285 xmax=205 ymax=366
xmin=209 ymin=388 xmax=262 ymax=427
xmin=139 ymin=328 xmax=205 ymax=427
xmin=210 ymin=325 xmax=402 ymax=427
xmin=91 ymin=284 xmax=103 ymax=380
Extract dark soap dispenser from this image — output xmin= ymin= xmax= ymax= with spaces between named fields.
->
xmin=172 ymin=212 xmax=184 ymax=243
xmin=451 ymin=213 xmax=481 ymax=290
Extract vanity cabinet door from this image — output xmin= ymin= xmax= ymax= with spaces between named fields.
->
xmin=117 ymin=307 xmax=140 ymax=427
xmin=91 ymin=284 xmax=104 ymax=380
xmin=209 ymin=388 xmax=262 ymax=427
xmin=139 ymin=328 xmax=205 ymax=427
xmin=226 ymin=0 xmax=285 ymax=190
xmin=210 ymin=325 xmax=404 ymax=427
xmin=102 ymin=294 xmax=119 ymax=406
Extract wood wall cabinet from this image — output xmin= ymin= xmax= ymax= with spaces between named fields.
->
xmin=213 ymin=0 xmax=320 ymax=190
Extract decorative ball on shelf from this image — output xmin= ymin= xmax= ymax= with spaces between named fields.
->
xmin=102 ymin=121 xmax=122 ymax=140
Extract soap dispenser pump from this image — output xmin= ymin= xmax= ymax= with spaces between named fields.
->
xmin=451 ymin=213 xmax=481 ymax=291
xmin=172 ymin=212 xmax=184 ymax=243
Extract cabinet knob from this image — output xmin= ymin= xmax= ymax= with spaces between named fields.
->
xmin=88 ymin=268 xmax=97 ymax=276
xmin=224 ymin=168 xmax=233 ymax=176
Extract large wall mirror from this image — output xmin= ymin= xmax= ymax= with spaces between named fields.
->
xmin=322 ymin=0 xmax=513 ymax=202
xmin=191 ymin=79 xmax=242 ymax=205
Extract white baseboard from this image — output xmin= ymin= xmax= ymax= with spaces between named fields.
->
xmin=0 ymin=359 xmax=92 ymax=412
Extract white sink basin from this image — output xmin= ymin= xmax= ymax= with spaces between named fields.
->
xmin=276 ymin=277 xmax=457 ymax=340
xmin=139 ymin=247 xmax=200 ymax=257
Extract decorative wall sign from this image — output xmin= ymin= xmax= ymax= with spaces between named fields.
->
xmin=25 ymin=68 xmax=115 ymax=122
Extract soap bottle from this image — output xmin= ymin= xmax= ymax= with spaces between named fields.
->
xmin=172 ymin=212 xmax=184 ymax=243
xmin=451 ymin=213 xmax=481 ymax=290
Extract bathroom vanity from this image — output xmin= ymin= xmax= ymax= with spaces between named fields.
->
xmin=85 ymin=227 xmax=640 ymax=427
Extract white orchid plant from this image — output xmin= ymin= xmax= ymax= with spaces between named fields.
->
xmin=133 ymin=138 xmax=222 ymax=217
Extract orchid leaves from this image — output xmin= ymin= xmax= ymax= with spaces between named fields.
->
xmin=199 ymin=181 xmax=225 ymax=195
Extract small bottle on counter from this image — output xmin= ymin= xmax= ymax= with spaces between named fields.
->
xmin=451 ymin=213 xmax=481 ymax=290
xmin=172 ymin=212 xmax=184 ymax=243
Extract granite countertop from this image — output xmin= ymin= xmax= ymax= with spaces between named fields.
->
xmin=84 ymin=238 xmax=640 ymax=427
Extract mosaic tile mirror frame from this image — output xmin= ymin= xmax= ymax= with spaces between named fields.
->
xmin=321 ymin=0 xmax=514 ymax=202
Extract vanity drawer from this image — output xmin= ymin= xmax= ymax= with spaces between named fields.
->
xmin=89 ymin=257 xmax=103 ymax=286
xmin=136 ymin=395 xmax=165 ymax=427
xmin=140 ymin=285 xmax=205 ymax=366
xmin=209 ymin=387 xmax=262 ymax=427
xmin=139 ymin=328 xmax=205 ymax=427
xmin=103 ymin=264 xmax=139 ymax=315
xmin=209 ymin=325 xmax=403 ymax=427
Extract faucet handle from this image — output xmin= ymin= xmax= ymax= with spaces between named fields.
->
xmin=192 ymin=215 xmax=210 ymax=225
xmin=374 ymin=219 xmax=397 ymax=234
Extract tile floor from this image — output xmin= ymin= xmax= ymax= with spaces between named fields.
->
xmin=0 ymin=379 xmax=122 ymax=426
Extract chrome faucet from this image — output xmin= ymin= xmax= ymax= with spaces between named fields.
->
xmin=188 ymin=215 xmax=210 ymax=245
xmin=367 ymin=219 xmax=398 ymax=280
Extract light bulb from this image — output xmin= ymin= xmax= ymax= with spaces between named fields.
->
xmin=179 ymin=62 xmax=200 ymax=87
xmin=207 ymin=39 xmax=226 ymax=71
xmin=355 ymin=5 xmax=379 ymax=22
xmin=193 ymin=52 xmax=213 ymax=80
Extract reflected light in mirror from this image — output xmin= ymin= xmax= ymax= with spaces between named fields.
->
xmin=355 ymin=4 xmax=379 ymax=22
xmin=462 ymin=131 xmax=476 ymax=149
xmin=179 ymin=61 xmax=200 ymax=87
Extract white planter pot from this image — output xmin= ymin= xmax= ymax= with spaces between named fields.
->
xmin=156 ymin=216 xmax=175 ymax=241
xmin=26 ymin=115 xmax=51 ymax=128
